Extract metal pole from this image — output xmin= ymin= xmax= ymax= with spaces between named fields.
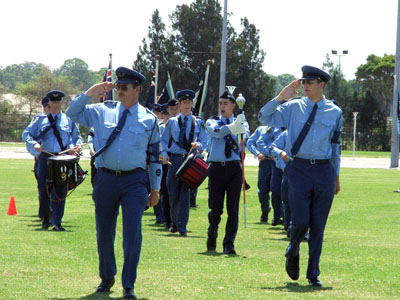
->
xmin=155 ymin=55 xmax=160 ymax=103
xmin=219 ymin=0 xmax=228 ymax=112
xmin=391 ymin=0 xmax=400 ymax=168
xmin=352 ymin=112 xmax=358 ymax=160
xmin=236 ymin=93 xmax=247 ymax=228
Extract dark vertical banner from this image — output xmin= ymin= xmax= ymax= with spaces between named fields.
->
xmin=145 ymin=72 xmax=156 ymax=109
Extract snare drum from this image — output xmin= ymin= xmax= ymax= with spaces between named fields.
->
xmin=47 ymin=155 xmax=79 ymax=185
xmin=175 ymin=153 xmax=209 ymax=190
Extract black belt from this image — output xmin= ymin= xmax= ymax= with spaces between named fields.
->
xmin=210 ymin=160 xmax=240 ymax=166
xmin=170 ymin=153 xmax=187 ymax=158
xmin=99 ymin=167 xmax=143 ymax=176
xmin=293 ymin=157 xmax=330 ymax=165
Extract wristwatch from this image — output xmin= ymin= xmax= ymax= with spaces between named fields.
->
xmin=152 ymin=189 xmax=160 ymax=193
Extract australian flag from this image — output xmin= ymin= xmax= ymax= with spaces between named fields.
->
xmin=100 ymin=60 xmax=113 ymax=102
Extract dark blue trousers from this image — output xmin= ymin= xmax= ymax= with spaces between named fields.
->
xmin=257 ymin=159 xmax=273 ymax=213
xmin=37 ymin=153 xmax=67 ymax=225
xmin=93 ymin=169 xmax=148 ymax=289
xmin=207 ymin=161 xmax=242 ymax=250
xmin=271 ymin=165 xmax=283 ymax=220
xmin=167 ymin=156 xmax=190 ymax=234
xmin=287 ymin=160 xmax=335 ymax=279
xmin=281 ymin=168 xmax=290 ymax=231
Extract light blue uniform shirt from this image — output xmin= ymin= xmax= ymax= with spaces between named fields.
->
xmin=270 ymin=130 xmax=290 ymax=170
xmin=161 ymin=113 xmax=208 ymax=157
xmin=258 ymin=96 xmax=342 ymax=176
xmin=87 ymin=127 xmax=95 ymax=152
xmin=205 ymin=115 xmax=250 ymax=162
xmin=22 ymin=112 xmax=83 ymax=157
xmin=66 ymin=93 xmax=162 ymax=190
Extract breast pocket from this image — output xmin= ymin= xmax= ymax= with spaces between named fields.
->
xmin=127 ymin=123 xmax=150 ymax=148
xmin=101 ymin=122 xmax=117 ymax=140
xmin=315 ymin=117 xmax=336 ymax=138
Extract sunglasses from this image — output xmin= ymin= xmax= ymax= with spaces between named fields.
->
xmin=301 ymin=79 xmax=321 ymax=85
xmin=115 ymin=84 xmax=137 ymax=91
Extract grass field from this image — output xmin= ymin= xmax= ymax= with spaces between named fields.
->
xmin=1 ymin=159 xmax=400 ymax=300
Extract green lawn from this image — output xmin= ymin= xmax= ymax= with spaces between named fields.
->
xmin=0 ymin=159 xmax=400 ymax=300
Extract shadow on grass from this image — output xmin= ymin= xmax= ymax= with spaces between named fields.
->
xmin=261 ymin=282 xmax=333 ymax=293
xmin=50 ymin=291 xmax=149 ymax=300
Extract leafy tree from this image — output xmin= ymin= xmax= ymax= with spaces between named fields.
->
xmin=15 ymin=65 xmax=76 ymax=118
xmin=354 ymin=54 xmax=394 ymax=150
xmin=0 ymin=62 xmax=46 ymax=91
xmin=134 ymin=0 xmax=275 ymax=131
xmin=55 ymin=58 xmax=99 ymax=90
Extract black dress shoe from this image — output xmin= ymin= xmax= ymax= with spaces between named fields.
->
xmin=223 ymin=247 xmax=236 ymax=255
xmin=260 ymin=211 xmax=268 ymax=222
xmin=42 ymin=215 xmax=50 ymax=229
xmin=52 ymin=225 xmax=66 ymax=231
xmin=308 ymin=277 xmax=323 ymax=287
xmin=169 ymin=226 xmax=178 ymax=233
xmin=206 ymin=237 xmax=216 ymax=251
xmin=285 ymin=254 xmax=299 ymax=280
xmin=271 ymin=218 xmax=281 ymax=226
xmin=96 ymin=278 xmax=115 ymax=292
xmin=179 ymin=232 xmax=187 ymax=237
xmin=123 ymin=288 xmax=137 ymax=299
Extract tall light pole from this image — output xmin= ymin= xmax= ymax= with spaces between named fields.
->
xmin=331 ymin=50 xmax=349 ymax=76
xmin=390 ymin=0 xmax=400 ymax=168
xmin=352 ymin=112 xmax=359 ymax=160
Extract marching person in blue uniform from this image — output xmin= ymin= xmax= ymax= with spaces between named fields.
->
xmin=257 ymin=126 xmax=284 ymax=226
xmin=87 ymin=127 xmax=97 ymax=188
xmin=29 ymin=96 xmax=52 ymax=217
xmin=150 ymin=102 xmax=165 ymax=225
xmin=159 ymin=105 xmax=172 ymax=229
xmin=160 ymin=89 xmax=208 ymax=237
xmin=258 ymin=65 xmax=342 ymax=287
xmin=270 ymin=130 xmax=291 ymax=234
xmin=22 ymin=90 xmax=83 ymax=231
xmin=205 ymin=89 xmax=250 ymax=254
xmin=247 ymin=126 xmax=275 ymax=223
xmin=66 ymin=67 xmax=162 ymax=300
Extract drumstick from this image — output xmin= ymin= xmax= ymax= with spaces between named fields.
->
xmin=187 ymin=138 xmax=198 ymax=156
xmin=41 ymin=149 xmax=56 ymax=156
xmin=58 ymin=143 xmax=87 ymax=155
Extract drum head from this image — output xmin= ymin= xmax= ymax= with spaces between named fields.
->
xmin=175 ymin=153 xmax=195 ymax=178
xmin=48 ymin=155 xmax=78 ymax=161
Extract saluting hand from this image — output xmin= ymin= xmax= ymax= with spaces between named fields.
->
xmin=276 ymin=80 xmax=301 ymax=102
xmin=85 ymin=82 xmax=115 ymax=99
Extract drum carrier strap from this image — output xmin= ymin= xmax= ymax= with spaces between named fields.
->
xmin=47 ymin=114 xmax=67 ymax=151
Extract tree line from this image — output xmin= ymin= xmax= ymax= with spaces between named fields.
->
xmin=0 ymin=0 xmax=395 ymax=151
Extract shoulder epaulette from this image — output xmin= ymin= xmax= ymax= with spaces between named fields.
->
xmin=145 ymin=108 xmax=157 ymax=119
xmin=102 ymin=100 xmax=118 ymax=107
xmin=210 ymin=115 xmax=220 ymax=120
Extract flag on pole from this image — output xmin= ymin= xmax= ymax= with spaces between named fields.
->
xmin=145 ymin=71 xmax=156 ymax=109
xmin=100 ymin=54 xmax=113 ymax=102
xmin=158 ymin=72 xmax=175 ymax=105
xmin=193 ymin=61 xmax=211 ymax=118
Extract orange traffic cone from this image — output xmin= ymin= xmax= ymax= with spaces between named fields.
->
xmin=7 ymin=196 xmax=18 ymax=215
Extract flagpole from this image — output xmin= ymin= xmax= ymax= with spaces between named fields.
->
xmin=109 ymin=53 xmax=115 ymax=100
xmin=218 ymin=0 xmax=228 ymax=115
xmin=155 ymin=55 xmax=160 ymax=103
xmin=199 ymin=60 xmax=212 ymax=119
xmin=167 ymin=72 xmax=174 ymax=97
